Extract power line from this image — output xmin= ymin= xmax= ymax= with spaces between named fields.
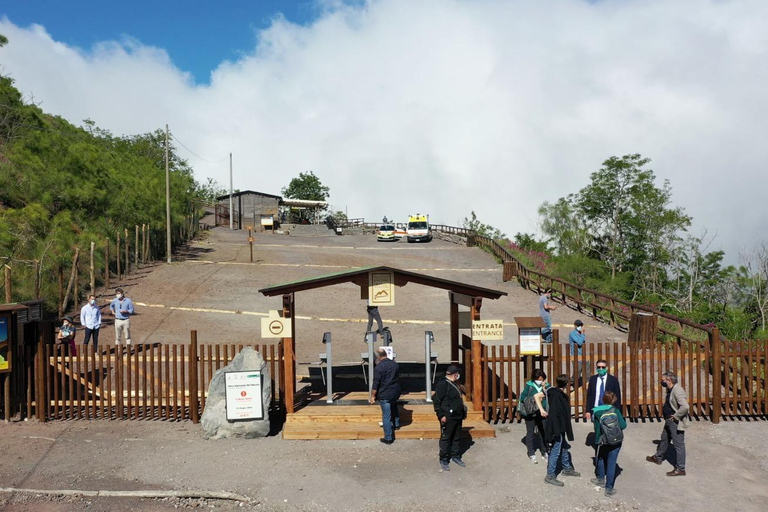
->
xmin=170 ymin=133 xmax=228 ymax=163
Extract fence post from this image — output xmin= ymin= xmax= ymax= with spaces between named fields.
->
xmin=135 ymin=225 xmax=139 ymax=269
xmin=189 ymin=330 xmax=199 ymax=423
xmin=116 ymin=231 xmax=121 ymax=281
xmin=471 ymin=339 xmax=482 ymax=412
xmin=105 ymin=239 xmax=110 ymax=291
xmin=711 ymin=327 xmax=722 ymax=424
xmin=124 ymin=228 xmax=130 ymax=275
xmin=3 ymin=264 xmax=10 ymax=303
xmin=89 ymin=241 xmax=95 ymax=294
xmin=33 ymin=260 xmax=40 ymax=299
xmin=35 ymin=326 xmax=47 ymax=422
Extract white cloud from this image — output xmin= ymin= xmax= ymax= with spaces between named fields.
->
xmin=2 ymin=0 xmax=767 ymax=261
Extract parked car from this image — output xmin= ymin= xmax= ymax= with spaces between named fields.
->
xmin=377 ymin=224 xmax=396 ymax=242
xmin=393 ymin=223 xmax=407 ymax=240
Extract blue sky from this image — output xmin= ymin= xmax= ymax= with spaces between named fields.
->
xmin=1 ymin=0 xmax=321 ymax=83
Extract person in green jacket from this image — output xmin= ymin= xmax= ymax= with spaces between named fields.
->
xmin=591 ymin=391 xmax=626 ymax=496
xmin=519 ymin=369 xmax=549 ymax=464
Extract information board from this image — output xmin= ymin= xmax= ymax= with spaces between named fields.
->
xmin=519 ymin=327 xmax=542 ymax=356
xmin=0 ymin=314 xmax=11 ymax=373
xmin=368 ymin=271 xmax=395 ymax=306
xmin=225 ymin=371 xmax=263 ymax=421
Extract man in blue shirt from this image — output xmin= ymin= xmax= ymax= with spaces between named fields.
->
xmin=539 ymin=288 xmax=557 ymax=343
xmin=109 ymin=288 xmax=135 ymax=345
xmin=80 ymin=294 xmax=102 ymax=348
xmin=569 ymin=320 xmax=586 ymax=384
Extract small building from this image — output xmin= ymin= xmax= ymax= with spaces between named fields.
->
xmin=216 ymin=190 xmax=282 ymax=231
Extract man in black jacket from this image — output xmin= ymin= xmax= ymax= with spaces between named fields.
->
xmin=585 ymin=359 xmax=622 ymax=421
xmin=536 ymin=374 xmax=581 ymax=486
xmin=369 ymin=348 xmax=401 ymax=444
xmin=433 ymin=365 xmax=466 ymax=472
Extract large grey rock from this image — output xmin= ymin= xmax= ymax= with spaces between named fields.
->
xmin=201 ymin=347 xmax=272 ymax=439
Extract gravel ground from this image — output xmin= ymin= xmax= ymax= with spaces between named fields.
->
xmin=3 ymin=226 xmax=765 ymax=511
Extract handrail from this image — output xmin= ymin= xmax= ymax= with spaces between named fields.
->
xmin=430 ymin=226 xmax=714 ymax=344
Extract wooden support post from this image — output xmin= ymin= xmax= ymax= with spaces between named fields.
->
xmin=141 ymin=224 xmax=146 ymax=264
xmin=135 ymin=225 xmax=139 ymax=269
xmin=73 ymin=255 xmax=79 ymax=309
xmin=124 ymin=228 xmax=130 ymax=275
xmin=33 ymin=260 xmax=40 ymax=299
xmin=711 ymin=327 xmax=722 ymax=424
xmin=116 ymin=231 xmax=121 ymax=281
xmin=450 ymin=296 xmax=459 ymax=362
xmin=3 ymin=374 xmax=10 ymax=422
xmin=471 ymin=339 xmax=482 ymax=411
xmin=61 ymin=248 xmax=80 ymax=315
xmin=35 ymin=326 xmax=47 ymax=422
xmin=89 ymin=242 xmax=95 ymax=294
xmin=57 ymin=265 xmax=64 ymax=318
xmin=282 ymin=294 xmax=295 ymax=414
xmin=3 ymin=264 xmax=10 ymax=303
xmin=189 ymin=330 xmax=200 ymax=424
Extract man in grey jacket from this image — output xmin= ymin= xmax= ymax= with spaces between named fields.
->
xmin=646 ymin=371 xmax=689 ymax=476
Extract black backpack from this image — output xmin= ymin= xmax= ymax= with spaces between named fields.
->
xmin=598 ymin=408 xmax=624 ymax=445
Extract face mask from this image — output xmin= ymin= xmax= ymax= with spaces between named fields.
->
xmin=597 ymin=368 xmax=607 ymax=376
xmin=576 ymin=326 xmax=583 ymax=332
xmin=661 ymin=381 xmax=669 ymax=388
xmin=89 ymin=299 xmax=95 ymax=305
xmin=535 ymin=380 xmax=544 ymax=386
xmin=117 ymin=294 xmax=123 ymax=299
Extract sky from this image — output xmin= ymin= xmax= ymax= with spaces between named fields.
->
xmin=1 ymin=0 xmax=767 ymax=262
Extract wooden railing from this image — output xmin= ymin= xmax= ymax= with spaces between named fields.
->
xmin=27 ymin=334 xmax=283 ymax=422
xmin=477 ymin=335 xmax=767 ymax=423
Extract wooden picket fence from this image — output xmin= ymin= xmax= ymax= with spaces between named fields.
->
xmin=476 ymin=337 xmax=767 ymax=423
xmin=28 ymin=336 xmax=283 ymax=422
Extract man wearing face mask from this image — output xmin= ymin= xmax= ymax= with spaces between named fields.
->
xmin=80 ymin=294 xmax=102 ymax=348
xmin=433 ymin=365 xmax=467 ymax=472
xmin=109 ymin=288 xmax=135 ymax=346
xmin=646 ymin=371 xmax=689 ymax=476
xmin=585 ymin=359 xmax=622 ymax=422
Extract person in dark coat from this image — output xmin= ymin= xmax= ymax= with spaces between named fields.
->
xmin=433 ymin=364 xmax=466 ymax=472
xmin=369 ymin=348 xmax=401 ymax=444
xmin=585 ymin=359 xmax=622 ymax=421
xmin=536 ymin=374 xmax=581 ymax=486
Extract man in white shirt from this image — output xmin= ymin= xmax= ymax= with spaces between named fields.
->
xmin=80 ymin=294 xmax=102 ymax=348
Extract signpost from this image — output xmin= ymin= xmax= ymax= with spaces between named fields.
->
xmin=471 ymin=319 xmax=504 ymax=341
xmin=261 ymin=311 xmax=292 ymax=339
xmin=225 ymin=371 xmax=263 ymax=421
xmin=368 ymin=271 xmax=395 ymax=306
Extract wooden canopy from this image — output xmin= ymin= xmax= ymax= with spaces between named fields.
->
xmin=258 ymin=266 xmax=508 ymax=299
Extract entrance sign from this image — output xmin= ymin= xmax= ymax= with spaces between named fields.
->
xmin=472 ymin=320 xmax=504 ymax=341
xmin=519 ymin=328 xmax=542 ymax=355
xmin=225 ymin=371 xmax=263 ymax=421
xmin=369 ymin=271 xmax=395 ymax=306
xmin=261 ymin=316 xmax=292 ymax=338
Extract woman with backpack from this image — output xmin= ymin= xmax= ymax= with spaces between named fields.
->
xmin=518 ymin=369 xmax=549 ymax=464
xmin=591 ymin=391 xmax=626 ymax=497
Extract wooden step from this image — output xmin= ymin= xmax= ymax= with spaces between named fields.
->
xmin=288 ymin=405 xmax=484 ymax=423
xmin=282 ymin=419 xmax=496 ymax=440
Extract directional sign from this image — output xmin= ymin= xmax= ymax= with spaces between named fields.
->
xmin=472 ymin=320 xmax=504 ymax=341
xmin=261 ymin=316 xmax=292 ymax=338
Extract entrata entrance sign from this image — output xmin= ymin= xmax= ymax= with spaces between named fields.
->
xmin=225 ymin=371 xmax=263 ymax=421
xmin=472 ymin=320 xmax=504 ymax=341
xmin=369 ymin=271 xmax=395 ymax=306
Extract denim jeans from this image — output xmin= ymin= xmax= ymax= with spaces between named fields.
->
xmin=547 ymin=434 xmax=574 ymax=476
xmin=379 ymin=399 xmax=400 ymax=441
xmin=83 ymin=327 xmax=100 ymax=348
xmin=596 ymin=443 xmax=622 ymax=489
xmin=542 ymin=316 xmax=553 ymax=343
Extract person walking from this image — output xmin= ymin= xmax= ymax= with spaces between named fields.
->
xmin=569 ymin=320 xmax=586 ymax=383
xmin=646 ymin=371 xmax=689 ymax=476
xmin=369 ymin=348 xmax=401 ymax=445
xmin=433 ymin=365 xmax=467 ymax=472
xmin=585 ymin=359 xmax=622 ymax=421
xmin=591 ymin=391 xmax=626 ymax=496
xmin=80 ymin=294 xmax=102 ymax=349
xmin=109 ymin=288 xmax=134 ymax=345
xmin=519 ymin=369 xmax=549 ymax=464
xmin=539 ymin=288 xmax=557 ymax=343
xmin=536 ymin=374 xmax=580 ymax=486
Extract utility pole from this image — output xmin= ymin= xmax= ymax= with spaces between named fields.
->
xmin=229 ymin=152 xmax=234 ymax=230
xmin=165 ymin=124 xmax=172 ymax=263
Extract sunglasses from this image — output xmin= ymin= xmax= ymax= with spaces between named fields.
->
xmin=596 ymin=366 xmax=607 ymax=369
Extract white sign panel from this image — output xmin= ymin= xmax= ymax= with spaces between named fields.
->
xmin=261 ymin=316 xmax=292 ymax=338
xmin=369 ymin=271 xmax=395 ymax=306
xmin=472 ymin=320 xmax=504 ymax=341
xmin=520 ymin=327 xmax=542 ymax=355
xmin=379 ymin=346 xmax=394 ymax=360
xmin=225 ymin=371 xmax=263 ymax=421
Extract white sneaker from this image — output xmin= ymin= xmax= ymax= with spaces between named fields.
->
xmin=378 ymin=422 xmax=384 ymax=427
xmin=529 ymin=455 xmax=538 ymax=464
xmin=542 ymin=452 xmax=549 ymax=461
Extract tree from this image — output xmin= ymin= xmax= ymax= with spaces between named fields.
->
xmin=740 ymin=242 xmax=768 ymax=334
xmin=281 ymin=171 xmax=330 ymax=202
xmin=574 ymin=154 xmax=690 ymax=280
xmin=462 ymin=211 xmax=505 ymax=239
xmin=0 ymin=34 xmax=8 ymax=47
xmin=538 ymin=198 xmax=588 ymax=256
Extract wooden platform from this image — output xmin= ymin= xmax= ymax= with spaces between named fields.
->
xmin=283 ymin=392 xmax=496 ymax=440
